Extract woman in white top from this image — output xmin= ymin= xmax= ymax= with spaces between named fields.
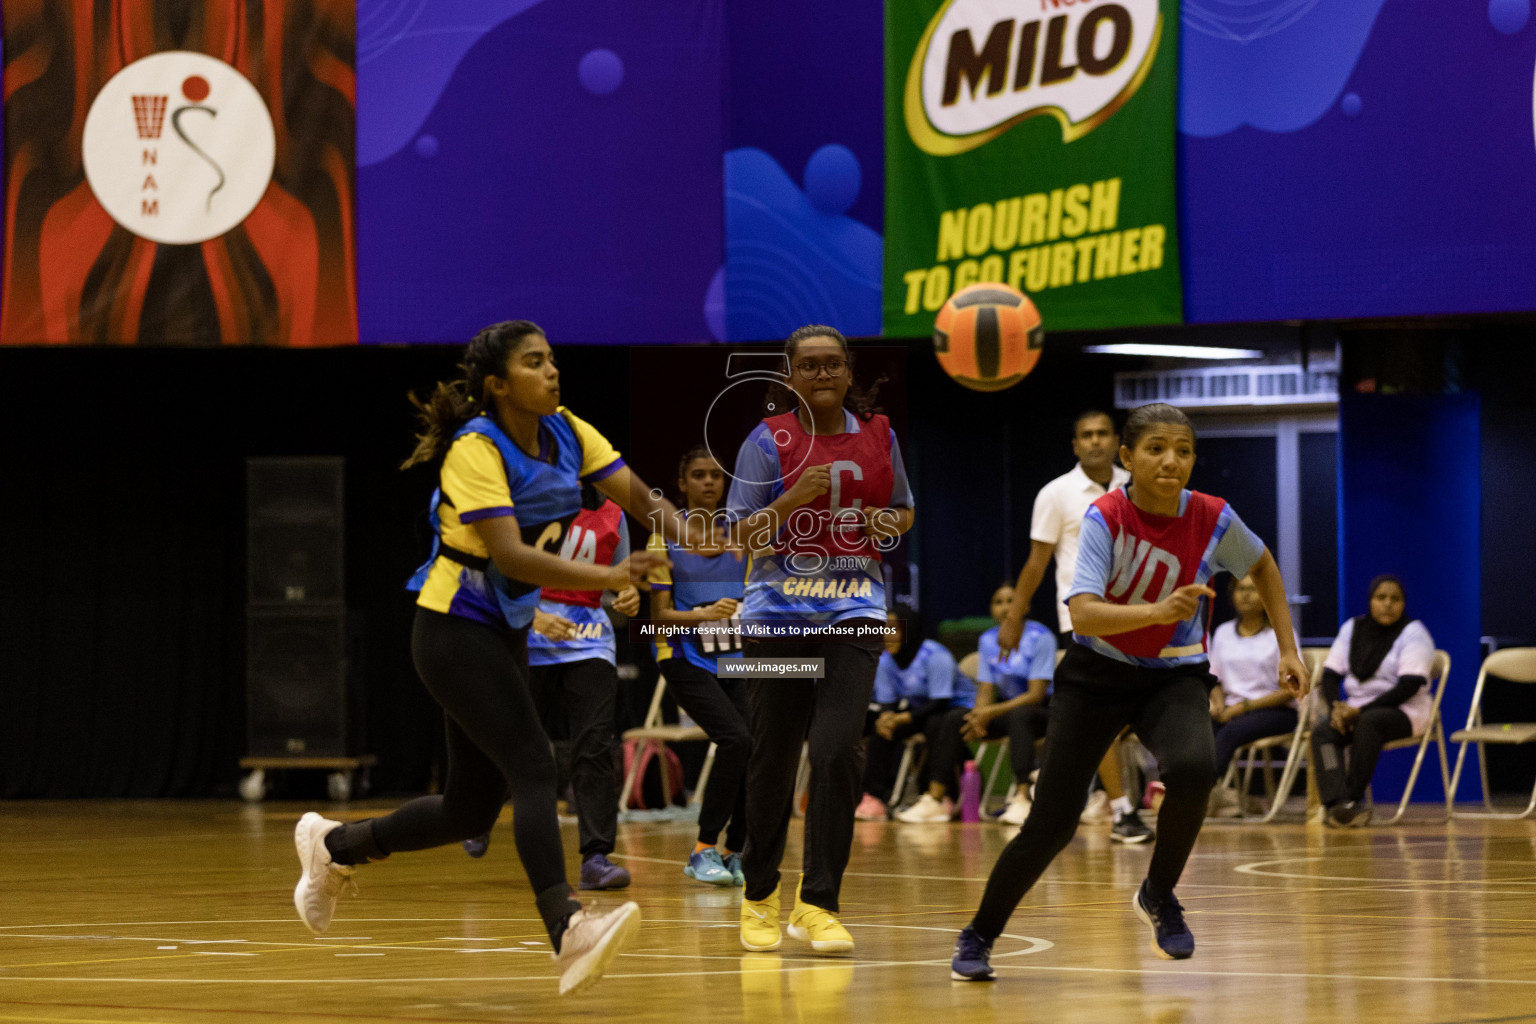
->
xmin=1310 ymin=575 xmax=1435 ymax=828
xmin=1208 ymin=575 xmax=1299 ymax=813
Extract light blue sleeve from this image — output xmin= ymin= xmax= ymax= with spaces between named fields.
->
xmin=975 ymin=631 xmax=998 ymax=684
xmin=1064 ymin=507 xmax=1114 ymax=603
xmin=724 ymin=424 xmax=782 ymax=523
xmin=873 ymin=653 xmax=899 ymax=705
xmin=1213 ymin=505 xmax=1265 ymax=579
xmin=888 ymin=428 xmax=913 ymax=508
xmin=610 ymin=516 xmax=631 ymax=566
xmin=925 ymin=644 xmax=957 ymax=700
xmin=1028 ymin=625 xmax=1057 ymax=681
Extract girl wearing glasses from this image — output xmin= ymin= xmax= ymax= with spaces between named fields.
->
xmin=725 ymin=325 xmax=915 ymax=956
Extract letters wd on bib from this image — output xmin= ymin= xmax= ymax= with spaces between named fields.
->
xmin=883 ymin=0 xmax=1183 ymax=334
xmin=0 ymin=2 xmax=357 ymax=346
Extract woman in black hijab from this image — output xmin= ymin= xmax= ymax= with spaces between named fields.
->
xmin=1310 ymin=575 xmax=1437 ymax=827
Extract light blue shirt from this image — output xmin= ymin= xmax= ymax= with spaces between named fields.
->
xmin=976 ymin=622 xmax=1057 ymax=700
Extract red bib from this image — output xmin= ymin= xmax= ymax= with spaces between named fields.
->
xmin=767 ymin=411 xmax=895 ymax=560
xmin=1089 ymin=488 xmax=1226 ymax=659
xmin=541 ymin=499 xmax=625 ymax=608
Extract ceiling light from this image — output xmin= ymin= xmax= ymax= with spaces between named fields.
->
xmin=1083 ymin=343 xmax=1264 ymax=359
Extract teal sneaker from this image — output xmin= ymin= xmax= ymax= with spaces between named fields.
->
xmin=723 ymin=851 xmax=745 ymax=886
xmin=684 ymin=847 xmax=734 ymax=886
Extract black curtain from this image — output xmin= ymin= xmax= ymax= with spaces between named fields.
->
xmin=0 ymin=345 xmax=632 ymax=797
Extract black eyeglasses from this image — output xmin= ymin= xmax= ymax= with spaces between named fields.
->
xmin=794 ymin=359 xmax=848 ymax=379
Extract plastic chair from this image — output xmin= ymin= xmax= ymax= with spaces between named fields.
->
xmin=1375 ymin=649 xmax=1454 ymax=825
xmin=1448 ymin=647 xmax=1536 ymax=820
xmin=618 ymin=673 xmax=714 ymax=812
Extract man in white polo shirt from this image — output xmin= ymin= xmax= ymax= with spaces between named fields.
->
xmin=996 ymin=410 xmax=1152 ymax=843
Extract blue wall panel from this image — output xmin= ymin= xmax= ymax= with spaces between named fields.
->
xmin=1339 ymin=393 xmax=1482 ymax=804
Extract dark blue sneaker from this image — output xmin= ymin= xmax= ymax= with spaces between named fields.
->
xmin=1133 ymin=880 xmax=1194 ymax=960
xmin=462 ymin=832 xmax=491 ymax=858
xmin=950 ymin=925 xmax=995 ymax=981
xmin=579 ymin=853 xmax=632 ymax=891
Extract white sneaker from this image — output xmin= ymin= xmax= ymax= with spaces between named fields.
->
xmin=895 ymin=794 xmax=953 ymax=823
xmin=1080 ymin=789 xmax=1112 ymax=824
xmin=293 ymin=812 xmax=354 ymax=935
xmin=1210 ymin=786 xmax=1243 ymax=818
xmin=554 ymin=901 xmax=642 ymax=995
xmin=998 ymin=792 xmax=1032 ymax=826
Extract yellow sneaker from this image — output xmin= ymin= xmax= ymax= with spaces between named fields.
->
xmin=740 ymin=884 xmax=782 ymax=951
xmin=787 ymin=881 xmax=853 ymax=954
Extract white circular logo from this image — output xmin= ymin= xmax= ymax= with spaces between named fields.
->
xmin=83 ymin=51 xmax=276 ymax=245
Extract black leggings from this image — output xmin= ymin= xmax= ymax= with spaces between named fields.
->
xmin=659 ymin=657 xmax=752 ymax=850
xmin=530 ymin=658 xmax=620 ymax=859
xmin=862 ymin=704 xmax=951 ymax=803
xmin=970 ymin=644 xmax=1217 ymax=942
xmin=927 ymin=701 xmax=1051 ymax=799
xmin=1311 ymin=705 xmax=1413 ymax=806
xmin=740 ymin=627 xmax=881 ymax=913
xmin=1212 ymin=705 xmax=1299 ymax=777
xmin=324 ymin=609 xmax=579 ymax=938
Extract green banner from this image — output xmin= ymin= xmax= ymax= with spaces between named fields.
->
xmin=884 ymin=0 xmax=1182 ymax=335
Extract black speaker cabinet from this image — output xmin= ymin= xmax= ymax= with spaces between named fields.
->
xmin=246 ymin=607 xmax=361 ymax=758
xmin=247 ymin=457 xmax=343 ymax=605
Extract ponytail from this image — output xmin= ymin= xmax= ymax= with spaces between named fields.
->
xmin=401 ymin=320 xmax=545 ymax=469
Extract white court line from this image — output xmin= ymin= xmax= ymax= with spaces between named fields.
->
xmin=1235 ymin=857 xmax=1536 ymax=884
xmin=7 ymin=960 xmax=1536 ymax=987
xmin=993 ymin=962 xmax=1536 ymax=987
xmin=606 ymin=853 xmax=1257 ymax=889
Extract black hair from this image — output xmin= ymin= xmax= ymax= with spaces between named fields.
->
xmin=674 ymin=443 xmax=718 ymax=504
xmin=888 ymin=601 xmax=923 ymax=668
xmin=1228 ymin=572 xmax=1270 ymax=628
xmin=762 ymin=324 xmax=886 ymax=422
xmin=1120 ymin=402 xmax=1195 ymax=451
xmin=1072 ymin=409 xmax=1116 ymax=436
xmin=402 ymin=320 xmax=546 ymax=469
xmin=1368 ymin=573 xmax=1405 ymax=602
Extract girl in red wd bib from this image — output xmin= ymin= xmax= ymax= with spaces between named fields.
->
xmin=951 ymin=404 xmax=1308 ymax=979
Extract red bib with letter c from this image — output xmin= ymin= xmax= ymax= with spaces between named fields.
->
xmin=766 ymin=410 xmax=894 ymax=560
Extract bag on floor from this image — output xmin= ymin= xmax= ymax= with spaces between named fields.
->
xmin=621 ymin=740 xmax=686 ymax=809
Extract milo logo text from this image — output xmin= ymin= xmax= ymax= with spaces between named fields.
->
xmin=905 ymin=0 xmax=1161 ymax=155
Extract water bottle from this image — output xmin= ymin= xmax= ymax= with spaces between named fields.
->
xmin=960 ymin=760 xmax=982 ymax=822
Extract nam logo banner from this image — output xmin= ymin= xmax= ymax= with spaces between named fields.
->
xmin=2 ymin=2 xmax=356 ymax=346
xmin=885 ymin=0 xmax=1182 ymax=335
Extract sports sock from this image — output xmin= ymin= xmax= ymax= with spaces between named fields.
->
xmin=1111 ymin=796 xmax=1134 ymax=821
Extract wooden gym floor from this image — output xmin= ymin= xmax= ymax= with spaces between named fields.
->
xmin=1 ymin=801 xmax=1534 ymax=1024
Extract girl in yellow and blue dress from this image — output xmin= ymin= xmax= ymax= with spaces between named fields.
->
xmin=288 ymin=320 xmax=693 ymax=996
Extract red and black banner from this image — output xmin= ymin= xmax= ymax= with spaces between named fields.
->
xmin=1 ymin=2 xmax=356 ymax=345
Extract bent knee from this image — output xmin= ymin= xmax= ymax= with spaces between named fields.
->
xmin=1160 ymin=755 xmax=1216 ymax=791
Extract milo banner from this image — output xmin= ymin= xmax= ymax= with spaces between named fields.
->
xmin=1 ymin=2 xmax=357 ymax=346
xmin=884 ymin=0 xmax=1182 ymax=334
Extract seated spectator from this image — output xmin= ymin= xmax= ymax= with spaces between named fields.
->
xmin=855 ymin=605 xmax=970 ymax=821
xmin=1310 ymin=575 xmax=1435 ymax=828
xmin=1207 ymin=574 xmax=1300 ymax=817
xmin=897 ymin=585 xmax=1054 ymax=825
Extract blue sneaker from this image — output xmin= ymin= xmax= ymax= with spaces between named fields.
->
xmin=684 ymin=848 xmax=735 ymax=886
xmin=723 ymin=851 xmax=746 ymax=887
xmin=462 ymin=832 xmax=491 ymax=858
xmin=1133 ymin=880 xmax=1194 ymax=960
xmin=950 ymin=925 xmax=995 ymax=981
xmin=579 ymin=854 xmax=631 ymax=891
